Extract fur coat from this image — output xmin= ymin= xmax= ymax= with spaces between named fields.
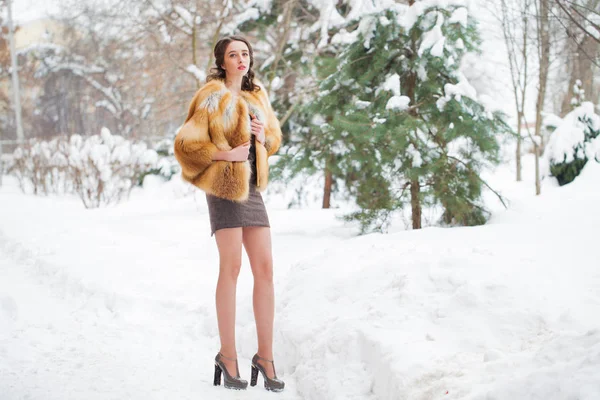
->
xmin=173 ymin=79 xmax=282 ymax=202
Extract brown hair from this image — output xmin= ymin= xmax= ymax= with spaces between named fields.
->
xmin=207 ymin=35 xmax=260 ymax=92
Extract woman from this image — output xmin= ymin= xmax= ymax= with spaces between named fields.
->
xmin=173 ymin=35 xmax=284 ymax=392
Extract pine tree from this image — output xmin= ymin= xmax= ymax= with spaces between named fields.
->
xmin=285 ymin=3 xmax=510 ymax=233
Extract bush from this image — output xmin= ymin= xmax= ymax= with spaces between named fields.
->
xmin=546 ymin=102 xmax=600 ymax=186
xmin=8 ymin=128 xmax=160 ymax=208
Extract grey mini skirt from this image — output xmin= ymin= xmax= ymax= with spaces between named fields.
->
xmin=205 ymin=138 xmax=270 ymax=236
xmin=205 ymin=182 xmax=270 ymax=236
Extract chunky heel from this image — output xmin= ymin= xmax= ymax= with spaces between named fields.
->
xmin=251 ymin=353 xmax=285 ymax=392
xmin=214 ymin=352 xmax=248 ymax=390
xmin=250 ymin=365 xmax=259 ymax=387
xmin=214 ymin=363 xmax=222 ymax=386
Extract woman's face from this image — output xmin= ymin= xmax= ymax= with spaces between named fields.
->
xmin=221 ymin=41 xmax=250 ymax=79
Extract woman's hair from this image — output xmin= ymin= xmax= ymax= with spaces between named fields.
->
xmin=207 ymin=35 xmax=260 ymax=92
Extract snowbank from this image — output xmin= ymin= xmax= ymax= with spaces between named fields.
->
xmin=0 ymin=154 xmax=599 ymax=400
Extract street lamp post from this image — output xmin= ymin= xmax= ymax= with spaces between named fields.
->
xmin=7 ymin=0 xmax=24 ymax=141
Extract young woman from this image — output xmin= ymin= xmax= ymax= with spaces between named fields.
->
xmin=173 ymin=35 xmax=284 ymax=392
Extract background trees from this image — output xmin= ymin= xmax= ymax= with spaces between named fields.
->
xmin=3 ymin=0 xmax=599 ymax=224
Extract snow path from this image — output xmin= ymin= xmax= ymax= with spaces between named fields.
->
xmin=0 ymin=181 xmax=352 ymax=400
xmin=1 ymin=161 xmax=600 ymax=399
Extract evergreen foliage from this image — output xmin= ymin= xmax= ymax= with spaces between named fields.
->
xmin=284 ymin=4 xmax=511 ymax=232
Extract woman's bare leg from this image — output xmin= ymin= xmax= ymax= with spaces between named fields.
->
xmin=242 ymin=226 xmax=276 ymax=377
xmin=214 ymin=227 xmax=243 ymax=376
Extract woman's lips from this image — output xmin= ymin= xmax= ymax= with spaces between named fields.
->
xmin=238 ymin=66 xmax=246 ymax=70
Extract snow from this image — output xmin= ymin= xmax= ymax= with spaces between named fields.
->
xmin=310 ymin=1 xmax=346 ymax=48
xmin=355 ymin=100 xmax=371 ymax=109
xmin=158 ymin=23 xmax=172 ymax=44
xmin=330 ymin=28 xmax=357 ymax=45
xmin=418 ymin=12 xmax=446 ymax=57
xmin=385 ymin=95 xmax=411 ymax=111
xmin=344 ymin=0 xmax=384 ymax=22
xmin=545 ymin=102 xmax=600 ymax=164
xmin=253 ymin=0 xmax=273 ymax=12
xmin=223 ymin=8 xmax=261 ymax=34
xmin=585 ymin=13 xmax=600 ymax=40
xmin=185 ymin=64 xmax=206 ymax=83
xmin=311 ymin=0 xmax=404 ymax=48
xmin=95 ymin=100 xmax=118 ymax=115
xmin=357 ymin=15 xmax=378 ymax=49
xmin=543 ymin=112 xmax=563 ymax=129
xmin=407 ymin=143 xmax=423 ymax=167
xmin=449 ymin=7 xmax=468 ymax=28
xmin=3 ymin=0 xmax=600 ymax=398
xmin=400 ymin=1 xmax=425 ymax=30
xmin=382 ymin=73 xmax=401 ymax=96
xmin=430 ymin=35 xmax=446 ymax=57
xmin=436 ymin=73 xmax=478 ymax=110
xmin=400 ymin=0 xmax=469 ymax=31
xmin=2 ymin=136 xmax=600 ymax=400
xmin=270 ymin=76 xmax=283 ymax=91
xmin=173 ymin=5 xmax=195 ymax=27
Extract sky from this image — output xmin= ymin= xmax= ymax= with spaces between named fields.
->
xmin=6 ymin=0 xmax=60 ymax=24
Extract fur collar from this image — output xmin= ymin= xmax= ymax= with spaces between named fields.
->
xmin=196 ymin=79 xmax=268 ymax=124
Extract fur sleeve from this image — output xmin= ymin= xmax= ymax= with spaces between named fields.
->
xmin=173 ymin=94 xmax=219 ymax=183
xmin=257 ymin=86 xmax=282 ymax=156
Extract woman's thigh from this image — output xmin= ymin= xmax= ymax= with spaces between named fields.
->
xmin=242 ymin=227 xmax=273 ymax=276
xmin=214 ymin=227 xmax=244 ymax=271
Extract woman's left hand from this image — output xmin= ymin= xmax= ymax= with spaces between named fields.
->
xmin=250 ymin=114 xmax=265 ymax=145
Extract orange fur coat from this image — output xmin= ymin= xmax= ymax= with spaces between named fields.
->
xmin=173 ymin=79 xmax=282 ymax=202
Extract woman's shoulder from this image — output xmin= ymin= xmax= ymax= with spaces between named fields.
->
xmin=187 ymin=79 xmax=228 ymax=115
xmin=199 ymin=78 xmax=227 ymax=94
xmin=183 ymin=79 xmax=227 ymax=121
xmin=198 ymin=79 xmax=228 ymax=99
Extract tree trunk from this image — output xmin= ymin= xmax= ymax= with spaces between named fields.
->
xmin=268 ymin=0 xmax=298 ymax=92
xmin=410 ymin=180 xmax=422 ymax=229
xmin=7 ymin=0 xmax=24 ymax=141
xmin=499 ymin=0 xmax=529 ymax=182
xmin=516 ymin=111 xmax=522 ymax=182
xmin=192 ymin=24 xmax=199 ymax=89
xmin=534 ymin=0 xmax=550 ymax=196
xmin=560 ymin=31 xmax=599 ymax=116
xmin=205 ymin=4 xmax=228 ymax=78
xmin=322 ymin=163 xmax=332 ymax=209
xmin=559 ymin=0 xmax=600 ymax=115
xmin=407 ymin=0 xmax=422 ymax=229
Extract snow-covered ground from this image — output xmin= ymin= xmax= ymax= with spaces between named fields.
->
xmin=1 ymin=147 xmax=599 ymax=400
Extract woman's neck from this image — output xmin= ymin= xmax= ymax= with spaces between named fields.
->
xmin=224 ymin=76 xmax=243 ymax=94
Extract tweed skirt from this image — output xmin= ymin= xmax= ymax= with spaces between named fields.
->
xmin=205 ymin=182 xmax=270 ymax=236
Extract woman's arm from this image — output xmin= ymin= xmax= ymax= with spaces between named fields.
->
xmin=174 ymin=106 xmax=219 ymax=181
xmin=212 ymin=150 xmax=231 ymax=161
xmin=212 ymin=142 xmax=251 ymax=162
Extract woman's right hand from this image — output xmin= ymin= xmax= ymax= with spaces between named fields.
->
xmin=227 ymin=141 xmax=251 ymax=162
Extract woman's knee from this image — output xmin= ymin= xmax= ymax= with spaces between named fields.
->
xmin=220 ymin=261 xmax=242 ymax=281
xmin=252 ymin=261 xmax=273 ymax=282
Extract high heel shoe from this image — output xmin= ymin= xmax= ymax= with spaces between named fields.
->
xmin=213 ymin=352 xmax=248 ymax=390
xmin=250 ymin=353 xmax=285 ymax=392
